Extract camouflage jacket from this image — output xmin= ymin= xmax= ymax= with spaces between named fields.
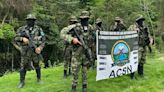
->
xmin=14 ymin=25 xmax=46 ymax=51
xmin=94 ymin=25 xmax=103 ymax=32
xmin=110 ymin=23 xmax=126 ymax=31
xmin=60 ymin=23 xmax=94 ymax=48
xmin=128 ymin=23 xmax=150 ymax=47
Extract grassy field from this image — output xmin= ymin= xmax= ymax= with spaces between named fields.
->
xmin=0 ymin=52 xmax=164 ymax=92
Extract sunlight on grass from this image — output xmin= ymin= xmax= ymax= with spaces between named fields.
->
xmin=0 ymin=53 xmax=164 ymax=92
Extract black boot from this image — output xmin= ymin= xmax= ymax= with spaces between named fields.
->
xmin=68 ymin=68 xmax=71 ymax=75
xmin=64 ymin=70 xmax=67 ymax=79
xmin=36 ymin=67 xmax=41 ymax=83
xmin=18 ymin=69 xmax=26 ymax=88
xmin=71 ymin=85 xmax=76 ymax=92
xmin=18 ymin=80 xmax=25 ymax=88
xmin=140 ymin=64 xmax=144 ymax=77
xmin=138 ymin=63 xmax=144 ymax=77
xmin=130 ymin=72 xmax=135 ymax=80
xmin=137 ymin=64 xmax=141 ymax=75
xmin=82 ymin=84 xmax=87 ymax=92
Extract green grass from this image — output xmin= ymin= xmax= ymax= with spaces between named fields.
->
xmin=0 ymin=53 xmax=164 ymax=92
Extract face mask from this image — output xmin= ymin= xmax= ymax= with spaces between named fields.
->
xmin=97 ymin=22 xmax=102 ymax=27
xmin=81 ymin=18 xmax=89 ymax=26
xmin=26 ymin=19 xmax=35 ymax=27
xmin=137 ymin=20 xmax=144 ymax=27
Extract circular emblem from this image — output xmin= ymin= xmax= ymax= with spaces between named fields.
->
xmin=111 ymin=40 xmax=130 ymax=66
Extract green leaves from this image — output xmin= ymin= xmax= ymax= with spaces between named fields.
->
xmin=0 ymin=24 xmax=15 ymax=41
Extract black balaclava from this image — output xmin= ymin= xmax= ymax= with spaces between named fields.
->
xmin=81 ymin=18 xmax=89 ymax=26
xmin=136 ymin=20 xmax=144 ymax=27
xmin=26 ymin=19 xmax=36 ymax=27
xmin=97 ymin=22 xmax=102 ymax=27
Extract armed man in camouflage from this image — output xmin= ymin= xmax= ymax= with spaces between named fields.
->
xmin=63 ymin=16 xmax=78 ymax=78
xmin=14 ymin=14 xmax=45 ymax=88
xmin=128 ymin=15 xmax=151 ymax=79
xmin=60 ymin=11 xmax=94 ymax=92
xmin=94 ymin=18 xmax=103 ymax=32
xmin=110 ymin=17 xmax=127 ymax=31
xmin=91 ymin=18 xmax=103 ymax=69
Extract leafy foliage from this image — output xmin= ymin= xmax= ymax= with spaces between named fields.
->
xmin=0 ymin=0 xmax=162 ymax=75
xmin=0 ymin=24 xmax=15 ymax=41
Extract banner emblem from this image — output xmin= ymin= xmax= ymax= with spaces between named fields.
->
xmin=111 ymin=40 xmax=130 ymax=66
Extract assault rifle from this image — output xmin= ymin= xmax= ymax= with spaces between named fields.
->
xmin=19 ymin=28 xmax=43 ymax=60
xmin=73 ymin=28 xmax=93 ymax=67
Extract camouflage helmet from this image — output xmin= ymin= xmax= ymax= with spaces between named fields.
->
xmin=79 ymin=11 xmax=90 ymax=19
xmin=69 ymin=15 xmax=78 ymax=22
xmin=115 ymin=17 xmax=121 ymax=21
xmin=26 ymin=14 xmax=36 ymax=20
xmin=136 ymin=15 xmax=145 ymax=22
xmin=96 ymin=18 xmax=102 ymax=24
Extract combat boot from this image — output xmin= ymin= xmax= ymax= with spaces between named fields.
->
xmin=130 ymin=72 xmax=135 ymax=80
xmin=68 ymin=68 xmax=71 ymax=75
xmin=137 ymin=64 xmax=141 ymax=75
xmin=71 ymin=85 xmax=76 ymax=92
xmin=64 ymin=70 xmax=67 ymax=79
xmin=36 ymin=67 xmax=41 ymax=83
xmin=18 ymin=69 xmax=26 ymax=88
xmin=139 ymin=64 xmax=144 ymax=77
xmin=138 ymin=64 xmax=144 ymax=77
xmin=82 ymin=84 xmax=87 ymax=92
xmin=18 ymin=80 xmax=25 ymax=88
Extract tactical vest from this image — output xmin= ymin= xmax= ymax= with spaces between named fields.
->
xmin=19 ymin=25 xmax=44 ymax=47
xmin=69 ymin=23 xmax=93 ymax=49
xmin=138 ymin=26 xmax=150 ymax=47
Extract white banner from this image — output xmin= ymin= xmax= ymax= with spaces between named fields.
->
xmin=96 ymin=31 xmax=138 ymax=81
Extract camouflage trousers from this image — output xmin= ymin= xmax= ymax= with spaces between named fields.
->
xmin=91 ymin=43 xmax=96 ymax=60
xmin=64 ymin=45 xmax=72 ymax=71
xmin=20 ymin=48 xmax=41 ymax=70
xmin=71 ymin=46 xmax=89 ymax=86
xmin=19 ymin=48 xmax=41 ymax=82
xmin=138 ymin=46 xmax=147 ymax=64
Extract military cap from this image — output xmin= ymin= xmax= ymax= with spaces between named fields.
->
xmin=96 ymin=18 xmax=102 ymax=24
xmin=115 ymin=17 xmax=121 ymax=21
xmin=69 ymin=16 xmax=78 ymax=22
xmin=26 ymin=14 xmax=36 ymax=20
xmin=79 ymin=11 xmax=90 ymax=19
xmin=136 ymin=15 xmax=145 ymax=22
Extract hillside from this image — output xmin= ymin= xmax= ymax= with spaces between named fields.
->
xmin=0 ymin=53 xmax=164 ymax=92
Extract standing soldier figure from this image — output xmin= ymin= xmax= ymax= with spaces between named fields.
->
xmin=128 ymin=15 xmax=151 ymax=79
xmin=60 ymin=11 xmax=94 ymax=92
xmin=110 ymin=17 xmax=127 ymax=31
xmin=91 ymin=18 xmax=103 ymax=69
xmin=94 ymin=18 xmax=103 ymax=32
xmin=14 ymin=14 xmax=45 ymax=88
xmin=63 ymin=16 xmax=78 ymax=78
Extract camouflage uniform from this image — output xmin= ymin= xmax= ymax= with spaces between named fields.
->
xmin=94 ymin=18 xmax=103 ymax=32
xmin=60 ymin=11 xmax=93 ymax=92
xmin=128 ymin=15 xmax=150 ymax=77
xmin=63 ymin=16 xmax=78 ymax=78
xmin=91 ymin=18 xmax=103 ymax=69
xmin=14 ymin=14 xmax=45 ymax=88
xmin=110 ymin=17 xmax=126 ymax=31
